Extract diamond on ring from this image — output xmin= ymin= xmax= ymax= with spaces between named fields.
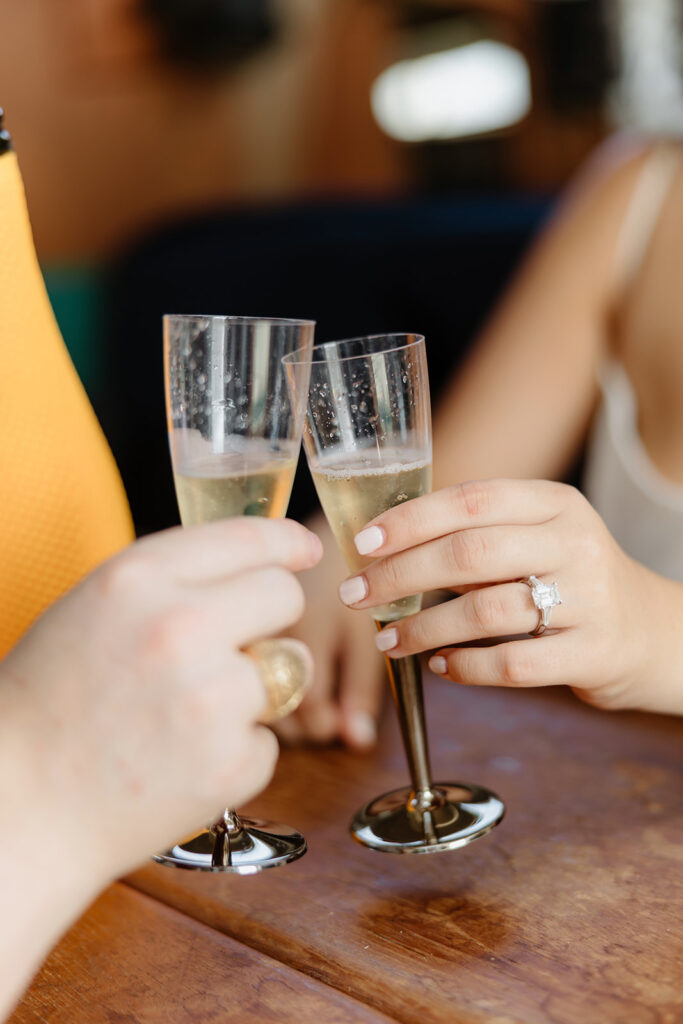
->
xmin=523 ymin=575 xmax=562 ymax=636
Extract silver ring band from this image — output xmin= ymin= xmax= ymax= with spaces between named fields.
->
xmin=522 ymin=576 xmax=562 ymax=637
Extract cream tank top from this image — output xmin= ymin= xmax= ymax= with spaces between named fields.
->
xmin=582 ymin=146 xmax=683 ymax=581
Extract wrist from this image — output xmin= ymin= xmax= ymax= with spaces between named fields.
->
xmin=0 ymin=699 xmax=108 ymax=1018
xmin=0 ymin=691 xmax=109 ymax=911
xmin=628 ymin=564 xmax=683 ymax=716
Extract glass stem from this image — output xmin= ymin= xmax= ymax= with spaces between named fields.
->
xmin=209 ymin=808 xmax=242 ymax=868
xmin=378 ymin=623 xmax=440 ymax=813
xmin=221 ymin=808 xmax=242 ymax=834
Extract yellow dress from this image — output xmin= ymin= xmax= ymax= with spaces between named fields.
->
xmin=0 ymin=148 xmax=134 ymax=657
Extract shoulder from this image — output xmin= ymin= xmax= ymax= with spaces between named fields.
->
xmin=559 ymin=134 xmax=677 ymax=227
xmin=533 ymin=136 xmax=677 ymax=299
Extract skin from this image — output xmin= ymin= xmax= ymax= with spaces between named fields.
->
xmin=0 ymin=517 xmax=321 ymax=1021
xmin=339 ymin=479 xmax=683 ymax=716
xmin=278 ymin=511 xmax=384 ymax=750
xmin=291 ymin=135 xmax=683 ymax=740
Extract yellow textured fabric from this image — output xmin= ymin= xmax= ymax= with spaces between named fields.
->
xmin=0 ymin=151 xmax=134 ymax=656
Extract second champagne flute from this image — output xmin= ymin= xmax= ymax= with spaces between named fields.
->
xmin=285 ymin=333 xmax=504 ymax=854
xmin=158 ymin=313 xmax=315 ymax=872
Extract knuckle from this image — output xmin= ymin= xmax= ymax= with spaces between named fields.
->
xmin=399 ymin=613 xmax=429 ymax=653
xmin=559 ymin=483 xmax=593 ymax=520
xmin=229 ymin=649 xmax=262 ymax=688
xmin=211 ymin=743 xmax=251 ymax=795
xmin=561 ymin=483 xmax=583 ymax=506
xmin=469 ymin=589 xmax=501 ymax=634
xmin=378 ymin=554 xmax=406 ymax=595
xmin=386 ymin=498 xmax=418 ymax=535
xmin=454 ymin=479 xmax=492 ymax=519
xmin=445 ymin=649 xmax=467 ymax=682
xmin=97 ymin=551 xmax=155 ymax=599
xmin=219 ymin=656 xmax=264 ymax=720
xmin=225 ymin=518 xmax=267 ymax=550
xmin=446 ymin=530 xmax=487 ymax=575
xmin=575 ymin=680 xmax=627 ymax=712
xmin=261 ymin=567 xmax=305 ymax=619
xmin=179 ymin=687 xmax=218 ymax=726
xmin=574 ymin=525 xmax=604 ymax=563
xmin=218 ymin=727 xmax=278 ymax=795
xmin=142 ymin=605 xmax=203 ymax=665
xmin=499 ymin=643 xmax=534 ymax=685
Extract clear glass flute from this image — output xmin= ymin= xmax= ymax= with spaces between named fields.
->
xmin=285 ymin=334 xmax=504 ymax=854
xmin=157 ymin=313 xmax=315 ymax=872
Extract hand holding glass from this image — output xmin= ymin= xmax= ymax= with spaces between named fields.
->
xmin=285 ymin=334 xmax=504 ymax=853
xmin=160 ymin=314 xmax=314 ymax=872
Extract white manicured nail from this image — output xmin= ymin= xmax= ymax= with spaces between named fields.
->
xmin=348 ymin=712 xmax=377 ymax=748
xmin=428 ymin=655 xmax=448 ymax=675
xmin=354 ymin=525 xmax=385 ymax=555
xmin=375 ymin=627 xmax=399 ymax=652
xmin=338 ymin=575 xmax=368 ymax=606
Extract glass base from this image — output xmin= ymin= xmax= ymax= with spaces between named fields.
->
xmin=153 ymin=816 xmax=307 ymax=873
xmin=350 ymin=782 xmax=504 ymax=854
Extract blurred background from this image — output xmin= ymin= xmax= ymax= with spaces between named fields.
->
xmin=2 ymin=0 xmax=683 ymax=533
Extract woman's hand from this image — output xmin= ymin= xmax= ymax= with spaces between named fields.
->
xmin=278 ymin=513 xmax=385 ymax=750
xmin=336 ymin=479 xmax=683 ymax=717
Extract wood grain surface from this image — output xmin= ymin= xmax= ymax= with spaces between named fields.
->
xmin=9 ymin=883 xmax=396 ymax=1024
xmin=128 ymin=678 xmax=683 ymax=1024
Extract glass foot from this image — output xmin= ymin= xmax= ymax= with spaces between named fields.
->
xmin=350 ymin=782 xmax=504 ymax=854
xmin=153 ymin=816 xmax=307 ymax=873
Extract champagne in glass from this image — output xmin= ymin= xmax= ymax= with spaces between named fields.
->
xmin=158 ymin=313 xmax=315 ymax=872
xmin=285 ymin=334 xmax=504 ymax=854
xmin=174 ymin=443 xmax=298 ymax=523
xmin=310 ymin=447 xmax=431 ymax=621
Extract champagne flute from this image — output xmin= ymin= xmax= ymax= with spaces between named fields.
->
xmin=284 ymin=334 xmax=504 ymax=853
xmin=157 ymin=313 xmax=315 ymax=872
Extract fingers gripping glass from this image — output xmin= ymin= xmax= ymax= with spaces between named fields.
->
xmin=159 ymin=313 xmax=315 ymax=873
xmin=285 ymin=334 xmax=504 ymax=854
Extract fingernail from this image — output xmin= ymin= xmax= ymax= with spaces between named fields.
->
xmin=338 ymin=575 xmax=368 ymax=606
xmin=354 ymin=525 xmax=385 ymax=556
xmin=428 ymin=655 xmax=448 ymax=675
xmin=348 ymin=711 xmax=377 ymax=748
xmin=375 ymin=627 xmax=399 ymax=652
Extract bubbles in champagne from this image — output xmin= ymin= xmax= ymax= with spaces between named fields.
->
xmin=173 ymin=437 xmax=298 ymax=524
xmin=311 ymin=446 xmax=431 ymax=621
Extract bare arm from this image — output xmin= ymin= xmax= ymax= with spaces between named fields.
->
xmin=433 ymin=139 xmax=655 ymax=489
xmin=0 ymin=518 xmax=321 ymax=1020
xmin=286 ymin=139 xmax=667 ymax=749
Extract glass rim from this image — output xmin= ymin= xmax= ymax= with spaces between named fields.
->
xmin=163 ymin=313 xmax=316 ymax=328
xmin=282 ymin=332 xmax=425 ymax=366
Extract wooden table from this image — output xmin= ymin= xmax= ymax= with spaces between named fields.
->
xmin=11 ymin=678 xmax=683 ymax=1023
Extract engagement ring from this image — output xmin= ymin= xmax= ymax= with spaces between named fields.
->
xmin=522 ymin=575 xmax=562 ymax=636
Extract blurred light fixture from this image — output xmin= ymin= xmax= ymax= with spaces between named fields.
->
xmin=371 ymin=40 xmax=531 ymax=143
xmin=607 ymin=0 xmax=683 ymax=134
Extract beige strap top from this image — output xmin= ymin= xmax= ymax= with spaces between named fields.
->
xmin=582 ymin=145 xmax=683 ymax=581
